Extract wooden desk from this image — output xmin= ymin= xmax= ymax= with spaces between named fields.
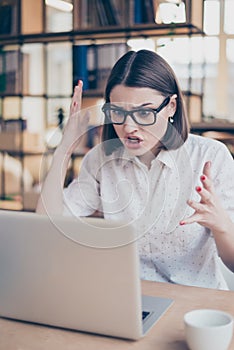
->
xmin=0 ymin=281 xmax=233 ymax=350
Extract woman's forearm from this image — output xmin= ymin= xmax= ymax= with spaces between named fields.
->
xmin=36 ymin=146 xmax=72 ymax=215
xmin=212 ymin=220 xmax=234 ymax=272
xmin=36 ymin=80 xmax=89 ymax=216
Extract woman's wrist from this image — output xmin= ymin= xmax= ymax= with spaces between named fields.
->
xmin=50 ymin=144 xmax=73 ymax=176
xmin=54 ymin=142 xmax=73 ymax=159
xmin=211 ymin=214 xmax=233 ymax=236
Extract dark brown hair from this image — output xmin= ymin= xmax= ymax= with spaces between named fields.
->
xmin=102 ymin=49 xmax=189 ymax=155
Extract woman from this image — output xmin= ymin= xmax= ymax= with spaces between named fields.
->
xmin=37 ymin=49 xmax=234 ymax=289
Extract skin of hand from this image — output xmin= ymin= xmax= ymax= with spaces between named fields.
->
xmin=59 ymin=80 xmax=90 ymax=155
xmin=179 ymin=161 xmax=231 ymax=233
xmin=180 ymin=161 xmax=234 ymax=271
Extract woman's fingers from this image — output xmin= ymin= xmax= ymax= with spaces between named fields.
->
xmin=70 ymin=80 xmax=83 ymax=116
xmin=180 ymin=197 xmax=205 ymax=225
xmin=200 ymin=161 xmax=214 ymax=193
xmin=202 ymin=161 xmax=211 ymax=177
xmin=195 ymin=185 xmax=213 ymax=205
xmin=60 ymin=80 xmax=89 ymax=153
xmin=187 ymin=198 xmax=204 ymax=212
xmin=180 ymin=161 xmax=214 ymax=226
xmin=180 ymin=212 xmax=201 ymax=225
xmin=180 ymin=161 xmax=231 ymax=233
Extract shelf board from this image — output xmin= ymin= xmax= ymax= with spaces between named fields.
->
xmin=183 ymin=91 xmax=203 ymax=97
xmin=72 ymin=23 xmax=204 ymax=40
xmin=0 ymin=23 xmax=204 ymax=45
xmin=0 ymin=199 xmax=22 ymax=211
xmin=191 ymin=121 xmax=234 ymax=134
xmin=0 ymin=95 xmax=73 ymax=99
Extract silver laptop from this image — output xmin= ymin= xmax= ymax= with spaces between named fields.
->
xmin=0 ymin=210 xmax=173 ymax=340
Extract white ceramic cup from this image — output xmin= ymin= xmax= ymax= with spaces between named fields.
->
xmin=184 ymin=309 xmax=234 ymax=350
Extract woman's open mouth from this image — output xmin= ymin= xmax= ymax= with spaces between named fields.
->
xmin=124 ymin=136 xmax=143 ymax=149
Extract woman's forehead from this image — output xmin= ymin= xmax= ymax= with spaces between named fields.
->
xmin=110 ymin=85 xmax=162 ymax=104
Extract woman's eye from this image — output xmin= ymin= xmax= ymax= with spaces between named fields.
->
xmin=112 ymin=109 xmax=124 ymax=116
xmin=137 ymin=110 xmax=151 ymax=118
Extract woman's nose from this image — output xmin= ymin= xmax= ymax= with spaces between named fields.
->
xmin=123 ymin=115 xmax=139 ymax=132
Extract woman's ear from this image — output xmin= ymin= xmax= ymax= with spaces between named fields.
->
xmin=168 ymin=94 xmax=177 ymax=115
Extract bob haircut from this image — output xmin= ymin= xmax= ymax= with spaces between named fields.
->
xmin=101 ymin=49 xmax=189 ymax=155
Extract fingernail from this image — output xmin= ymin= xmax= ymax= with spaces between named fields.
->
xmin=73 ymin=101 xmax=77 ymax=107
xmin=74 ymin=80 xmax=83 ymax=91
xmin=196 ymin=186 xmax=202 ymax=192
xmin=201 ymin=175 xmax=206 ymax=181
xmin=180 ymin=221 xmax=185 ymax=226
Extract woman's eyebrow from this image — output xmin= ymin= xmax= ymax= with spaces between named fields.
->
xmin=110 ymin=102 xmax=154 ymax=108
xmin=139 ymin=103 xmax=154 ymax=107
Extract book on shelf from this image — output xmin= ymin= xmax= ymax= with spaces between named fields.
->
xmin=144 ymin=0 xmax=156 ymax=23
xmin=0 ymin=130 xmax=44 ymax=152
xmin=0 ymin=49 xmax=29 ymax=95
xmin=0 ymin=3 xmax=12 ymax=34
xmin=134 ymin=0 xmax=142 ymax=24
xmin=21 ymin=0 xmax=43 ymax=34
xmin=2 ymin=96 xmax=21 ymax=120
xmin=73 ymin=43 xmax=127 ymax=92
xmin=0 ymin=0 xmax=18 ymax=35
xmin=96 ymin=43 xmax=126 ymax=90
xmin=96 ymin=45 xmax=113 ymax=91
xmin=95 ymin=0 xmax=109 ymax=26
xmin=73 ymin=45 xmax=90 ymax=90
xmin=0 ymin=50 xmax=20 ymax=94
xmin=132 ymin=0 xmax=155 ymax=25
xmin=132 ymin=0 xmax=189 ymax=26
xmin=102 ymin=0 xmax=121 ymax=26
xmin=74 ymin=0 xmax=123 ymax=29
xmin=1 ymin=118 xmax=27 ymax=132
xmin=87 ymin=45 xmax=98 ymax=90
xmin=74 ymin=0 xmax=90 ymax=29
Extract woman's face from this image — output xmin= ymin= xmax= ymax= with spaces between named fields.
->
xmin=109 ymin=85 xmax=177 ymax=160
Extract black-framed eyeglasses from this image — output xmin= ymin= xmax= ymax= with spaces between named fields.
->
xmin=101 ymin=96 xmax=171 ymax=126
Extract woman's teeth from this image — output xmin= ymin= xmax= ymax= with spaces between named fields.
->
xmin=128 ymin=136 xmax=140 ymax=143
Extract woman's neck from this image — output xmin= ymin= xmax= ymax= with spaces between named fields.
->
xmin=138 ymin=144 xmax=161 ymax=169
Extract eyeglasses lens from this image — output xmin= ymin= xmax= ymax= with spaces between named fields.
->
xmin=106 ymin=108 xmax=155 ymax=126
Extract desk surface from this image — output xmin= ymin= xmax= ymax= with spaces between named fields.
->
xmin=0 ymin=281 xmax=233 ymax=350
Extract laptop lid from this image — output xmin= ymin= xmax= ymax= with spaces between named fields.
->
xmin=0 ymin=210 xmax=173 ymax=340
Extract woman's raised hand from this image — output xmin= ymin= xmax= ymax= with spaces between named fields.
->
xmin=180 ymin=161 xmax=231 ymax=235
xmin=59 ymin=80 xmax=90 ymax=154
